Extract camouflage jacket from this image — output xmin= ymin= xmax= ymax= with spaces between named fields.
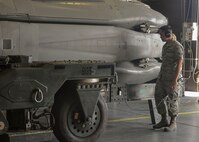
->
xmin=159 ymin=40 xmax=184 ymax=81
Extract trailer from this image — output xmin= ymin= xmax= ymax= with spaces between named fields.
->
xmin=0 ymin=55 xmax=116 ymax=142
xmin=0 ymin=0 xmax=168 ymax=141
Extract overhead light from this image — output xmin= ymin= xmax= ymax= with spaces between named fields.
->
xmin=60 ymin=2 xmax=87 ymax=5
xmin=184 ymin=91 xmax=199 ymax=97
xmin=120 ymin=0 xmax=132 ymax=2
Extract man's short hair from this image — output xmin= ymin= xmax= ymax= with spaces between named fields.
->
xmin=158 ymin=25 xmax=173 ymax=38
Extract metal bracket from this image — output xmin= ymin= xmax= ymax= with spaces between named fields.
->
xmin=77 ymin=86 xmax=101 ymax=119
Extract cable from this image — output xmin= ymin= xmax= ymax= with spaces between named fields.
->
xmin=111 ymin=87 xmax=199 ymax=126
xmin=182 ymin=0 xmax=199 ymax=83
xmin=192 ymin=0 xmax=199 ymax=83
xmin=117 ymin=88 xmax=169 ymax=115
xmin=182 ymin=41 xmax=193 ymax=80
xmin=110 ymin=90 xmax=150 ymax=116
xmin=120 ymin=92 xmax=173 ymax=123
xmin=31 ymin=108 xmax=55 ymax=130
xmin=182 ymin=40 xmax=198 ymax=83
xmin=187 ymin=41 xmax=199 ymax=83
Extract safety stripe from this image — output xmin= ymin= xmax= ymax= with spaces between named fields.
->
xmin=108 ymin=116 xmax=150 ymax=123
xmin=179 ymin=111 xmax=199 ymax=115
xmin=108 ymin=111 xmax=199 ymax=123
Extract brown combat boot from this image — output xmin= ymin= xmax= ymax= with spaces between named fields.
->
xmin=153 ymin=115 xmax=169 ymax=129
xmin=164 ymin=117 xmax=177 ymax=132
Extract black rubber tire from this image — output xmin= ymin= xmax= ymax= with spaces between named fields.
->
xmin=52 ymin=90 xmax=108 ymax=142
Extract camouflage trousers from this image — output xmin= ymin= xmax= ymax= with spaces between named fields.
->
xmin=154 ymin=79 xmax=181 ymax=118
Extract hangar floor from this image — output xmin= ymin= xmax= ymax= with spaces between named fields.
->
xmin=97 ymin=97 xmax=199 ymax=142
xmin=51 ymin=96 xmax=199 ymax=142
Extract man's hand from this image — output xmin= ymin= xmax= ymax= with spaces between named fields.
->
xmin=171 ymin=80 xmax=177 ymax=91
xmin=172 ymin=57 xmax=183 ymax=91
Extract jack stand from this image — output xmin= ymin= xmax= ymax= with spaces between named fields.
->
xmin=148 ymin=99 xmax=158 ymax=124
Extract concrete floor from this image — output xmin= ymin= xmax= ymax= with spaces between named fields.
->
xmin=97 ymin=97 xmax=199 ymax=142
xmin=2 ymin=96 xmax=199 ymax=142
xmin=49 ymin=97 xmax=199 ymax=142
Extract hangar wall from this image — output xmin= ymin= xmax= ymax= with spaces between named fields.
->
xmin=142 ymin=0 xmax=184 ymax=41
xmin=141 ymin=0 xmax=199 ymax=92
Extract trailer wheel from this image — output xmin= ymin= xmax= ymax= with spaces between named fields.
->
xmin=52 ymin=91 xmax=108 ymax=142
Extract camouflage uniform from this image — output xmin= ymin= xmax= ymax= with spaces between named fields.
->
xmin=155 ymin=40 xmax=183 ymax=118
